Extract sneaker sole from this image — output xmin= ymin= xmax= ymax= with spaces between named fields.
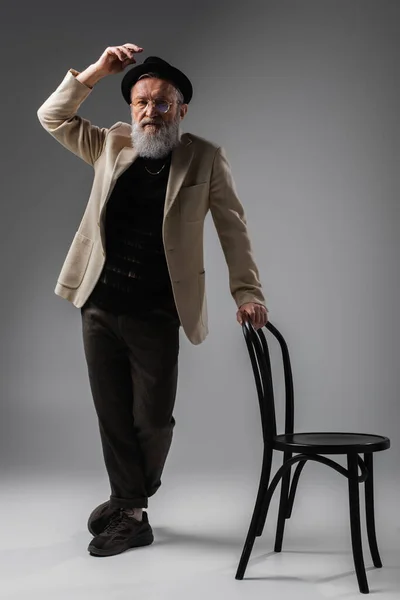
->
xmin=87 ymin=500 xmax=111 ymax=536
xmin=88 ymin=530 xmax=154 ymax=556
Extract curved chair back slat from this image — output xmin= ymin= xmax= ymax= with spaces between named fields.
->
xmin=242 ymin=317 xmax=295 ymax=443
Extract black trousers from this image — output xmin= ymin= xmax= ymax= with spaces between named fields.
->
xmin=80 ymin=300 xmax=180 ymax=509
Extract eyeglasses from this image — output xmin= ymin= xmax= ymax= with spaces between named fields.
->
xmin=131 ymin=98 xmax=175 ymax=114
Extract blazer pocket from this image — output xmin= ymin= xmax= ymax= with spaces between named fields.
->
xmin=57 ymin=231 xmax=94 ymax=289
xmin=180 ymin=181 xmax=208 ymax=190
xmin=178 ymin=182 xmax=209 ymax=222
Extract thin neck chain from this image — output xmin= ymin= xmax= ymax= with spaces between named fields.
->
xmin=144 ymin=162 xmax=166 ymax=175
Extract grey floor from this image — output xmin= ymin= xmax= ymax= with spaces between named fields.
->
xmin=1 ymin=470 xmax=399 ymax=600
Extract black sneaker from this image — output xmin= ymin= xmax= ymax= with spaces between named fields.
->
xmin=88 ymin=509 xmax=154 ymax=556
xmin=88 ymin=501 xmax=150 ymax=537
xmin=87 ymin=500 xmax=120 ymax=536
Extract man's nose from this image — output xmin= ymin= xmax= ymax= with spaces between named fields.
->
xmin=145 ymin=101 xmax=158 ymax=117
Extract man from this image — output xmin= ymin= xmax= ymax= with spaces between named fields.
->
xmin=37 ymin=43 xmax=269 ymax=557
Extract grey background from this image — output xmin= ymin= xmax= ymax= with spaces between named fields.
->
xmin=1 ymin=0 xmax=398 ymax=538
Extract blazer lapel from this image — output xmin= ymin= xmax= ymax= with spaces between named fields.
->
xmin=164 ymin=134 xmax=194 ymax=217
xmin=111 ymin=146 xmax=139 ymax=182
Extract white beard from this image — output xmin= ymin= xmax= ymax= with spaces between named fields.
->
xmin=130 ymin=112 xmax=183 ymax=159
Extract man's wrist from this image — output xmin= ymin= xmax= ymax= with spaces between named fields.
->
xmin=75 ymin=64 xmax=107 ymax=89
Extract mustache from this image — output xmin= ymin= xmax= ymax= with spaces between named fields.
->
xmin=141 ymin=119 xmax=164 ymax=127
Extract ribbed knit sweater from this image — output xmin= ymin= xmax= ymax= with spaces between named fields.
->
xmin=86 ymin=150 xmax=179 ymax=319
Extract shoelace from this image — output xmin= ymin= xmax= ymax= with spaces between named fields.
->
xmin=102 ymin=510 xmax=130 ymax=535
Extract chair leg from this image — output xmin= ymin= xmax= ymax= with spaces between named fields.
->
xmin=235 ymin=448 xmax=273 ymax=580
xmin=347 ymin=453 xmax=369 ymax=594
xmin=252 ymin=447 xmax=274 ymax=535
xmin=364 ymin=453 xmax=383 ymax=568
xmin=273 ymin=451 xmax=292 ymax=551
xmin=286 ymin=460 xmax=307 ymax=519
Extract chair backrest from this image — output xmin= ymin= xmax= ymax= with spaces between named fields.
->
xmin=241 ymin=316 xmax=295 ymax=444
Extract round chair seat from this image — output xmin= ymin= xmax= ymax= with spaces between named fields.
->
xmin=273 ymin=432 xmax=390 ymax=454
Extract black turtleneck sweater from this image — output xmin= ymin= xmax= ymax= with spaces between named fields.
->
xmin=85 ymin=151 xmax=179 ymax=320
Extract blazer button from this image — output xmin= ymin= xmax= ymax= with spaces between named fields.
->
xmin=173 ymin=279 xmax=180 ymax=284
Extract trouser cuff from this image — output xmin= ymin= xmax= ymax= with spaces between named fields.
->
xmin=109 ymin=495 xmax=148 ymax=509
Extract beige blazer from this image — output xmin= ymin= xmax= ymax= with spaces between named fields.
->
xmin=37 ymin=69 xmax=267 ymax=345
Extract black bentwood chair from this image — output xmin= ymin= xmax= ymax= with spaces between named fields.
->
xmin=235 ymin=316 xmax=390 ymax=594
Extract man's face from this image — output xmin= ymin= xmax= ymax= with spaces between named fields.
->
xmin=129 ymin=77 xmax=188 ymax=159
xmin=130 ymin=78 xmax=186 ymax=130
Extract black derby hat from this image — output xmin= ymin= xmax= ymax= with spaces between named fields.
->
xmin=121 ymin=56 xmax=193 ymax=105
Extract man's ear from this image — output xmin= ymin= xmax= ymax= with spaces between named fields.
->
xmin=180 ymin=104 xmax=188 ymax=120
